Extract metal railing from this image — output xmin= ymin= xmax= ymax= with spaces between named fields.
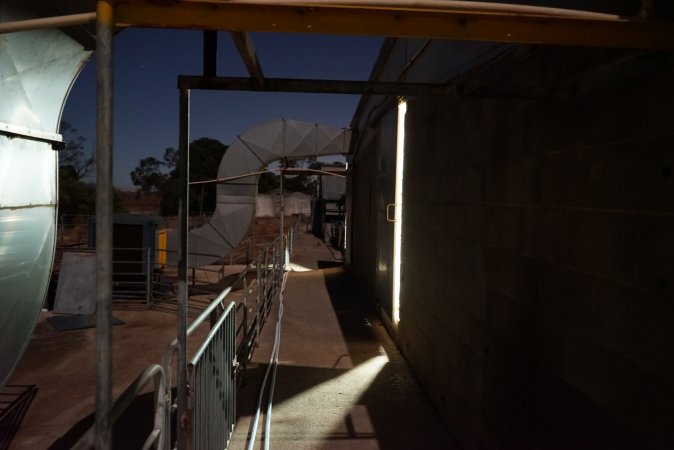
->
xmin=55 ymin=214 xmax=307 ymax=311
xmin=159 ymin=287 xmax=236 ymax=450
xmin=159 ymin=233 xmax=285 ymax=449
xmin=110 ymin=247 xmax=154 ymax=303
xmin=189 ymin=302 xmax=236 ymax=450
xmin=55 ymin=246 xmax=155 ymax=308
xmin=71 ymin=215 xmax=302 ymax=449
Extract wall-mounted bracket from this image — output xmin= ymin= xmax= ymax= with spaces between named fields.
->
xmin=0 ymin=121 xmax=64 ymax=150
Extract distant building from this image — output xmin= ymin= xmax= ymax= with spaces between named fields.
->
xmin=256 ymin=189 xmax=312 ymax=217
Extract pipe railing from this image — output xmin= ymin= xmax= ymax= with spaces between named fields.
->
xmin=188 ymin=301 xmax=237 ymax=450
xmin=69 ymin=215 xmax=300 ymax=449
xmin=57 ymin=247 xmax=155 ymax=306
xmin=159 ymin=229 xmax=290 ymax=449
xmin=56 ymin=213 xmax=303 ymax=309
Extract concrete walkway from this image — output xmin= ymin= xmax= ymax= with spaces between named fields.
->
xmin=231 ymin=232 xmax=458 ymax=450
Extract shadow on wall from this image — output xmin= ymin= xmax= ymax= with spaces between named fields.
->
xmin=318 ymin=268 xmax=459 ymax=450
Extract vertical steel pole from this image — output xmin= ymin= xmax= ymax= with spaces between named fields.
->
xmin=203 ymin=30 xmax=217 ymax=77
xmin=95 ymin=1 xmax=114 ymax=449
xmin=177 ymin=88 xmax=190 ymax=450
xmin=280 ymin=161 xmax=284 ymax=255
xmin=243 ymin=275 xmax=248 ymax=345
xmin=280 ymin=120 xmax=285 ymax=267
xmin=146 ymin=246 xmax=152 ymax=308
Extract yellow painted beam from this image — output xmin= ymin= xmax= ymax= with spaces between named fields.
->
xmin=113 ymin=1 xmax=674 ymax=49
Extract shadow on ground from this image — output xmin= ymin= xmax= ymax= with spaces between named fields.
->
xmin=234 ymin=266 xmax=458 ymax=450
xmin=0 ymin=385 xmax=38 ymax=450
xmin=47 ymin=389 xmax=177 ymax=450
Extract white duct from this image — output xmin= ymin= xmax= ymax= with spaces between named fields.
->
xmin=167 ymin=119 xmax=350 ymax=267
xmin=0 ymin=23 xmax=91 ymax=388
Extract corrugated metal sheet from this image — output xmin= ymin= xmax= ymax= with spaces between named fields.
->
xmin=0 ymin=18 xmax=91 ymax=388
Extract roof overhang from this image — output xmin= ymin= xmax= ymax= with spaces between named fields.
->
xmin=113 ymin=0 xmax=674 ymax=50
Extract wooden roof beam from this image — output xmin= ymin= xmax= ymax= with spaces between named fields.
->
xmin=114 ymin=1 xmax=674 ymax=49
xmin=229 ymin=31 xmax=266 ymax=87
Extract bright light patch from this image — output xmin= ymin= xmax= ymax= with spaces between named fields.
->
xmin=392 ymin=99 xmax=406 ymax=326
xmin=271 ymin=354 xmax=388 ymax=438
xmin=287 ymin=262 xmax=313 ymax=272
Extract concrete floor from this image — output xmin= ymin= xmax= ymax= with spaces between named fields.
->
xmin=230 ymin=232 xmax=458 ymax=450
xmin=4 ymin=230 xmax=456 ymax=449
xmin=8 ymin=311 xmax=206 ymax=450
xmin=5 ymin=310 xmax=210 ymax=449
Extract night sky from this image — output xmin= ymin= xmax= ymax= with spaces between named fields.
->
xmin=61 ymin=28 xmax=383 ymax=188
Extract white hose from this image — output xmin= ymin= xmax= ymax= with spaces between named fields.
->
xmin=247 ymin=271 xmax=288 ymax=450
xmin=264 ymin=274 xmax=286 ymax=450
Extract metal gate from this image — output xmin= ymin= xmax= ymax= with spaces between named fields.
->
xmin=188 ymin=301 xmax=237 ymax=450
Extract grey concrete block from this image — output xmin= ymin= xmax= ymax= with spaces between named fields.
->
xmin=503 ymin=158 xmax=538 ymax=205
xmin=530 ymin=207 xmax=569 ymax=262
xmin=482 ymin=165 xmax=507 ymax=204
xmin=398 ymin=317 xmax=435 ymax=389
xmin=636 ymin=216 xmax=674 ymax=296
xmin=484 ymin=247 xmax=538 ymax=305
xmin=53 ymin=252 xmax=97 ymax=315
xmin=484 ymin=206 xmax=525 ymax=252
xmin=537 ymin=149 xmax=604 ymax=207
xmin=593 ymin=278 xmax=674 ymax=376
xmin=535 ymin=262 xmax=596 ymax=331
xmin=566 ymin=211 xmax=640 ymax=283
xmin=485 ymin=288 xmax=535 ymax=348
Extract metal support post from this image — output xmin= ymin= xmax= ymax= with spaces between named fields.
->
xmin=256 ymin=261 xmax=262 ymax=345
xmin=279 ymin=158 xmax=285 ymax=270
xmin=243 ymin=275 xmax=248 ymax=356
xmin=146 ymin=247 xmax=152 ymax=308
xmin=95 ymin=1 xmax=114 ymax=449
xmin=203 ymin=30 xmax=217 ymax=77
xmin=177 ymin=87 xmax=190 ymax=450
xmin=263 ymin=250 xmax=269 ymax=312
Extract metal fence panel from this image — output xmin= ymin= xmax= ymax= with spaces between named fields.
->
xmin=189 ymin=302 xmax=236 ymax=450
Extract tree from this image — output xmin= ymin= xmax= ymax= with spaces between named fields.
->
xmin=258 ymin=168 xmax=279 ymax=193
xmin=189 ymin=138 xmax=228 ymax=215
xmin=130 ymin=157 xmax=167 ymax=194
xmin=150 ymin=138 xmax=229 ymax=216
xmin=283 ymin=173 xmax=313 ymax=194
xmin=163 ymin=147 xmax=179 ymax=174
xmin=59 ymin=121 xmax=94 ymax=180
xmin=282 ymin=157 xmax=319 ymax=195
xmin=57 ymin=121 xmax=125 ymax=216
xmin=58 ymin=165 xmax=95 ymax=215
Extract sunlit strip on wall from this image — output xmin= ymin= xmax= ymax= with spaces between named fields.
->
xmin=392 ymin=98 xmax=407 ymax=326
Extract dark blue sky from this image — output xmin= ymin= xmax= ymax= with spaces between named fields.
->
xmin=62 ymin=28 xmax=383 ymax=188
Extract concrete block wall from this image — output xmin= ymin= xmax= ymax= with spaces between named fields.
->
xmin=352 ymin=46 xmax=674 ymax=449
xmin=349 ymin=132 xmax=380 ymax=298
